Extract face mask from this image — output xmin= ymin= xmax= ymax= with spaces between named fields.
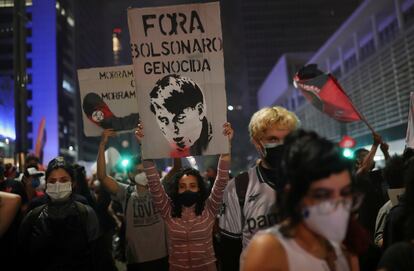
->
xmin=46 ymin=182 xmax=72 ymax=201
xmin=262 ymin=142 xmax=285 ymax=169
xmin=31 ymin=178 xmax=40 ymax=188
xmin=134 ymin=172 xmax=148 ymax=186
xmin=177 ymin=190 xmax=199 ymax=207
xmin=302 ymin=200 xmax=351 ymax=243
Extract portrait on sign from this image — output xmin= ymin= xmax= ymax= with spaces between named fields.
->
xmin=149 ymin=74 xmax=212 ymax=157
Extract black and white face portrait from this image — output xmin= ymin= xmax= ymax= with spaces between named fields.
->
xmin=150 ymin=74 xmax=211 ymax=156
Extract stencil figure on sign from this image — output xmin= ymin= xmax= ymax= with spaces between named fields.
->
xmin=149 ymin=74 xmax=212 ymax=157
xmin=82 ymin=92 xmax=140 ymax=131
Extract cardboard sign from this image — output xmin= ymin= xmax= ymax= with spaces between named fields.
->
xmin=128 ymin=2 xmax=228 ymax=159
xmin=78 ymin=65 xmax=140 ymax=137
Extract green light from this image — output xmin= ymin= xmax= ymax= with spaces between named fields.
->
xmin=342 ymin=148 xmax=354 ymax=159
xmin=121 ymin=159 xmax=130 ymax=168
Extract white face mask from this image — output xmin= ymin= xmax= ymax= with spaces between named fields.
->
xmin=302 ymin=199 xmax=351 ymax=243
xmin=46 ymin=182 xmax=72 ymax=201
xmin=134 ymin=172 xmax=148 ymax=186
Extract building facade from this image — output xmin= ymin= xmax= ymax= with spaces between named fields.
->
xmin=0 ymin=0 xmax=93 ymax=164
xmin=297 ymin=0 xmax=414 ymax=154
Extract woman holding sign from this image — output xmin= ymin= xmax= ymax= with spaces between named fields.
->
xmin=135 ymin=122 xmax=232 ymax=271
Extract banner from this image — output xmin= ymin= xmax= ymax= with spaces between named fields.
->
xmin=294 ymin=64 xmax=361 ymax=123
xmin=406 ymin=92 xmax=414 ymax=148
xmin=34 ymin=117 xmax=46 ymax=163
xmin=78 ymin=65 xmax=140 ymax=137
xmin=128 ymin=2 xmax=228 ymax=159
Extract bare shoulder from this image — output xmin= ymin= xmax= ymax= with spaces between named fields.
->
xmin=241 ymin=232 xmax=288 ymax=271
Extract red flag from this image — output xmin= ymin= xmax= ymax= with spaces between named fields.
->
xmin=34 ymin=117 xmax=46 ymax=163
xmin=293 ymin=64 xmax=361 ymax=122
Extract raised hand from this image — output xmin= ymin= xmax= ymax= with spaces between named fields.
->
xmin=101 ymin=129 xmax=117 ymax=146
xmin=134 ymin=123 xmax=144 ymax=144
xmin=373 ymin=132 xmax=382 ymax=146
xmin=222 ymin=122 xmax=234 ymax=142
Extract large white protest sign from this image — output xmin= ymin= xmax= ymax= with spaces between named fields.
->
xmin=406 ymin=92 xmax=414 ymax=148
xmin=78 ymin=65 xmax=140 ymax=137
xmin=128 ymin=2 xmax=228 ymax=159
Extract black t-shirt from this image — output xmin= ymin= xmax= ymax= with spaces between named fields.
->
xmin=355 ymin=170 xmax=388 ymax=235
xmin=378 ymin=241 xmax=414 ymax=271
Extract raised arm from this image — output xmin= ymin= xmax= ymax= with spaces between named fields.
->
xmin=135 ymin=124 xmax=171 ymax=218
xmin=97 ymin=129 xmax=120 ymax=195
xmin=357 ymin=132 xmax=381 ymax=175
xmin=380 ymin=141 xmax=391 ymax=161
xmin=163 ymin=158 xmax=182 ymax=183
xmin=206 ymin=122 xmax=233 ymax=215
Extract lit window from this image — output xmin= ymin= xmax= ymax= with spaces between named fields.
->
xmin=62 ymin=79 xmax=74 ymax=93
xmin=56 ymin=2 xmax=60 ymax=9
xmin=67 ymin=16 xmax=75 ymax=27
xmin=112 ymin=33 xmax=121 ymax=52
xmin=61 ymin=8 xmax=65 ymax=16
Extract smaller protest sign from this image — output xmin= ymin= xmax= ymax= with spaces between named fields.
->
xmin=78 ymin=65 xmax=140 ymax=137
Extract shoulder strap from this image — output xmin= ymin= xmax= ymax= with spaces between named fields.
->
xmin=235 ymin=171 xmax=249 ymax=231
xmin=235 ymin=172 xmax=249 ymax=208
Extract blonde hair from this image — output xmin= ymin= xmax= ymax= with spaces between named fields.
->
xmin=249 ymin=106 xmax=299 ymax=141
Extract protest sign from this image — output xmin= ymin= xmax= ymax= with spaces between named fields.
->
xmin=128 ymin=2 xmax=228 ymax=159
xmin=406 ymin=92 xmax=414 ymax=148
xmin=78 ymin=65 xmax=139 ymax=137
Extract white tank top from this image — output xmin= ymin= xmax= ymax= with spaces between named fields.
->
xmin=265 ymin=226 xmax=350 ymax=271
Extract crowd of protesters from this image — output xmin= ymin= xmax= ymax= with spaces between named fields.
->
xmin=1 ymin=105 xmax=414 ymax=271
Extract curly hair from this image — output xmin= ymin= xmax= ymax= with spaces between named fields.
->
xmin=248 ymin=106 xmax=299 ymax=141
xmin=169 ymin=167 xmax=208 ymax=218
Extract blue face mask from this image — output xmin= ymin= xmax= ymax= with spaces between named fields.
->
xmin=31 ymin=178 xmax=40 ymax=188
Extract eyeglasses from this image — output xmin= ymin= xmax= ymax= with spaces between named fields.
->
xmin=308 ymin=192 xmax=364 ymax=215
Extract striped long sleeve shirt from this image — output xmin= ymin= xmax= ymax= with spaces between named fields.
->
xmin=143 ymin=158 xmax=229 ymax=271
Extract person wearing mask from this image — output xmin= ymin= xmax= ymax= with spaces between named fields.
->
xmin=18 ymin=157 xmax=101 ymax=270
xmin=97 ymin=129 xmax=169 ymax=271
xmin=217 ymin=106 xmax=299 ymax=271
xmin=241 ymin=129 xmax=360 ymax=271
xmin=136 ymin=122 xmax=232 ymax=271
xmin=21 ymin=166 xmax=45 ymax=205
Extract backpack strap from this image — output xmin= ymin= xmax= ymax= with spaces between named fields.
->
xmin=234 ymin=172 xmax=249 ymax=230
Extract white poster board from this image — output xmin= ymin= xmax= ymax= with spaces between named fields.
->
xmin=78 ymin=65 xmax=140 ymax=137
xmin=128 ymin=2 xmax=228 ymax=159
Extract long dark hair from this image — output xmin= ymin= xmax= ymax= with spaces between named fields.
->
xmin=170 ymin=167 xmax=208 ymax=218
xmin=280 ymin=129 xmax=353 ymax=232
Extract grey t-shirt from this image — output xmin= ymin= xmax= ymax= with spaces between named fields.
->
xmin=115 ymin=183 xmax=168 ymax=263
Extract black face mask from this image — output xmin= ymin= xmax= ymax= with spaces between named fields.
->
xmin=263 ymin=144 xmax=285 ymax=169
xmin=177 ymin=190 xmax=199 ymax=207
